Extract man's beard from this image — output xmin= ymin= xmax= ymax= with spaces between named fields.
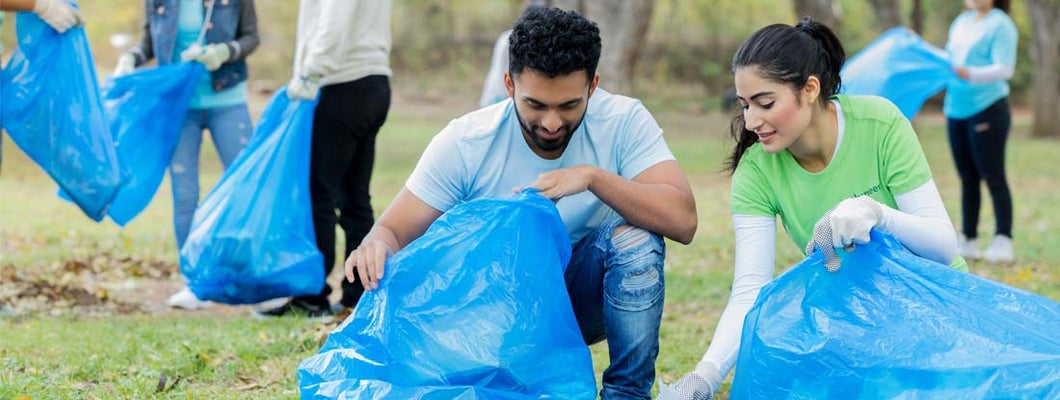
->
xmin=513 ymin=106 xmax=585 ymax=155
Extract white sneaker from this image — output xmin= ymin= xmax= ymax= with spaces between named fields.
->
xmin=167 ymin=287 xmax=214 ymax=310
xmin=982 ymin=235 xmax=1014 ymax=263
xmin=958 ymin=234 xmax=981 ymax=260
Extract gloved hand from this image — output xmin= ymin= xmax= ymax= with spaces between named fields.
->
xmin=113 ymin=53 xmax=136 ymax=77
xmin=657 ymin=371 xmax=715 ymax=400
xmin=180 ymin=43 xmax=230 ymax=71
xmin=806 ymin=196 xmax=884 ymax=272
xmin=287 ymin=74 xmax=322 ymax=101
xmin=34 ymin=0 xmax=82 ymax=34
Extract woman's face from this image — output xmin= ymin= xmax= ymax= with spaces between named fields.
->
xmin=733 ymin=67 xmax=814 ymax=154
xmin=965 ymin=0 xmax=993 ymax=11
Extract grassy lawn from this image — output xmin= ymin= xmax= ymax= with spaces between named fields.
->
xmin=1 ymin=91 xmax=1058 ymax=398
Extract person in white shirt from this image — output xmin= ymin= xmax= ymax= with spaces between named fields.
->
xmin=258 ymin=0 xmax=392 ymax=317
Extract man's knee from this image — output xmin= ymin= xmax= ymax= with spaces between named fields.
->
xmin=605 ymin=225 xmax=665 ymax=312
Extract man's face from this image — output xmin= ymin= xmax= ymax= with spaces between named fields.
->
xmin=505 ymin=69 xmax=599 ymax=160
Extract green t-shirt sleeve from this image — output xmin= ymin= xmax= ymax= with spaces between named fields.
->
xmin=730 ymin=155 xmax=775 ymax=217
xmin=879 ymin=104 xmax=932 ymax=196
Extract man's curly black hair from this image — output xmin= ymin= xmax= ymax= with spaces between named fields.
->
xmin=508 ymin=7 xmax=601 ymax=80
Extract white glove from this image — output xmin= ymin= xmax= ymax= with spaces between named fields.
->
xmin=657 ymin=371 xmax=715 ymax=400
xmin=829 ymin=196 xmax=883 ymax=249
xmin=807 ymin=196 xmax=884 ymax=272
xmin=180 ymin=43 xmax=230 ymax=71
xmin=33 ymin=0 xmax=81 ymax=34
xmin=287 ymin=75 xmax=321 ymax=101
xmin=113 ymin=53 xmax=136 ymax=77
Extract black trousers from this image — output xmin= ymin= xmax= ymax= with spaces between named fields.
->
xmin=299 ymin=75 xmax=391 ymax=308
xmin=947 ymin=97 xmax=1012 ymax=239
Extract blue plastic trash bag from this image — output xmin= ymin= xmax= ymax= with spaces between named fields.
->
xmin=179 ymin=89 xmax=323 ymax=304
xmin=0 ymin=6 xmax=123 ymax=221
xmin=101 ymin=63 xmax=204 ymax=225
xmin=298 ymin=192 xmax=598 ymax=400
xmin=730 ymin=231 xmax=1060 ymax=399
xmin=841 ymin=27 xmax=955 ymax=120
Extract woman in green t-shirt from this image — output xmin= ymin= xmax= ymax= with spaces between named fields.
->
xmin=663 ymin=18 xmax=962 ymax=399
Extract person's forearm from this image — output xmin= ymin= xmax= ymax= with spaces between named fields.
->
xmin=0 ymin=0 xmax=36 ymax=12
xmin=879 ymin=180 xmax=958 ymax=265
xmin=587 ymin=163 xmax=697 ymax=244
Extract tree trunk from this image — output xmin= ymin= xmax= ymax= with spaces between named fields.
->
xmin=1026 ymin=0 xmax=1060 ymax=138
xmin=867 ymin=0 xmax=902 ymax=29
xmin=910 ymin=0 xmax=924 ymax=33
xmin=552 ymin=0 xmax=654 ymax=95
xmin=793 ymin=0 xmax=840 ymax=29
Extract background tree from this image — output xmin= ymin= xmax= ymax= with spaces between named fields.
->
xmin=1026 ymin=0 xmax=1060 ymax=138
xmin=553 ymin=0 xmax=656 ymax=95
xmin=793 ymin=0 xmax=841 ymax=28
xmin=868 ymin=0 xmax=902 ymax=29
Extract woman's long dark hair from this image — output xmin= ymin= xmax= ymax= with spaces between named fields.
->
xmin=994 ymin=0 xmax=1010 ymax=14
xmin=725 ymin=17 xmax=845 ymax=173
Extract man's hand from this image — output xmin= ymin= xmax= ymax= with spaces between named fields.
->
xmin=345 ymin=239 xmax=394 ymax=291
xmin=33 ymin=0 xmax=81 ymax=33
xmin=180 ymin=43 xmax=230 ymax=71
xmin=287 ymin=75 xmax=321 ymax=101
xmin=953 ymin=67 xmax=970 ymax=80
xmin=519 ymin=165 xmax=599 ymax=201
xmin=113 ymin=53 xmax=136 ymax=77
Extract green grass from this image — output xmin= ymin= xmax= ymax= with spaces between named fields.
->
xmin=2 ymin=97 xmax=1058 ymax=398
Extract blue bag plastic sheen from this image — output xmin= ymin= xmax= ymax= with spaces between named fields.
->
xmin=179 ymin=89 xmax=322 ymax=304
xmin=103 ymin=63 xmax=204 ymax=225
xmin=731 ymin=231 xmax=1060 ymax=399
xmin=0 ymin=8 xmax=123 ymax=220
xmin=298 ymin=192 xmax=598 ymax=399
xmin=841 ymin=27 xmax=955 ymax=120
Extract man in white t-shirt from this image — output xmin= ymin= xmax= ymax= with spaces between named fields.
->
xmin=347 ymin=7 xmax=697 ymax=399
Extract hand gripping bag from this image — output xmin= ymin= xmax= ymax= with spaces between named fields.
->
xmin=841 ymin=27 xmax=955 ymax=120
xmin=178 ymin=89 xmax=323 ymax=304
xmin=0 ymin=6 xmax=123 ymax=220
xmin=298 ymin=192 xmax=597 ymax=400
xmin=101 ymin=63 xmax=204 ymax=225
xmin=730 ymin=231 xmax=1060 ymax=399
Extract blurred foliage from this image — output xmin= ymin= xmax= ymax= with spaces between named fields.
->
xmin=0 ymin=0 xmax=1040 ymax=103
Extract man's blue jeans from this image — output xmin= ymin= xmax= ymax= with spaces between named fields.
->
xmin=566 ymin=216 xmax=666 ymax=400
xmin=171 ymin=104 xmax=252 ymax=249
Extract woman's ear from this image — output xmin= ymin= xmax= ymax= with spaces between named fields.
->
xmin=803 ymin=76 xmax=822 ymax=105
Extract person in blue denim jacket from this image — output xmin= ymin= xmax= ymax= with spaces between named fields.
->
xmin=112 ymin=0 xmax=259 ymax=310
xmin=345 ymin=8 xmax=698 ymax=399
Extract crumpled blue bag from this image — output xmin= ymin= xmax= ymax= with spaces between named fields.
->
xmin=841 ymin=27 xmax=955 ymax=120
xmin=102 ymin=63 xmax=204 ymax=225
xmin=298 ymin=192 xmax=598 ymax=400
xmin=179 ymin=88 xmax=323 ymax=304
xmin=0 ymin=7 xmax=123 ymax=220
xmin=731 ymin=231 xmax=1060 ymax=399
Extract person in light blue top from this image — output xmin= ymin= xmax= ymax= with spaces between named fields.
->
xmin=346 ymin=8 xmax=697 ymax=399
xmin=113 ymin=0 xmax=259 ymax=309
xmin=944 ymin=0 xmax=1017 ymax=263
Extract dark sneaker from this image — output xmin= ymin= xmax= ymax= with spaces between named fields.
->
xmin=254 ymin=298 xmax=333 ymax=318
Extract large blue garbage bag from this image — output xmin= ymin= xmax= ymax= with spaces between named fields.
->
xmin=730 ymin=231 xmax=1060 ymax=399
xmin=841 ymin=27 xmax=955 ymax=120
xmin=179 ymin=89 xmax=323 ymax=304
xmin=102 ymin=63 xmax=204 ymax=225
xmin=298 ymin=192 xmax=598 ymax=400
xmin=0 ymin=7 xmax=123 ymax=221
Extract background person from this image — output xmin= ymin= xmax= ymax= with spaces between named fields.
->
xmin=944 ymin=0 xmax=1018 ymax=263
xmin=113 ymin=0 xmax=260 ymax=310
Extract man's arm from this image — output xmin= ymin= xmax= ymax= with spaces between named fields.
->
xmin=526 ymin=160 xmax=698 ymax=244
xmin=345 ymin=187 xmax=443 ymax=291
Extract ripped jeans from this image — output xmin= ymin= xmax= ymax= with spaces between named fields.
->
xmin=566 ymin=216 xmax=666 ymax=400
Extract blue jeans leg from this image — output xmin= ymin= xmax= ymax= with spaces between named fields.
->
xmin=566 ymin=216 xmax=666 ymax=400
xmin=170 ymin=104 xmax=252 ymax=250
